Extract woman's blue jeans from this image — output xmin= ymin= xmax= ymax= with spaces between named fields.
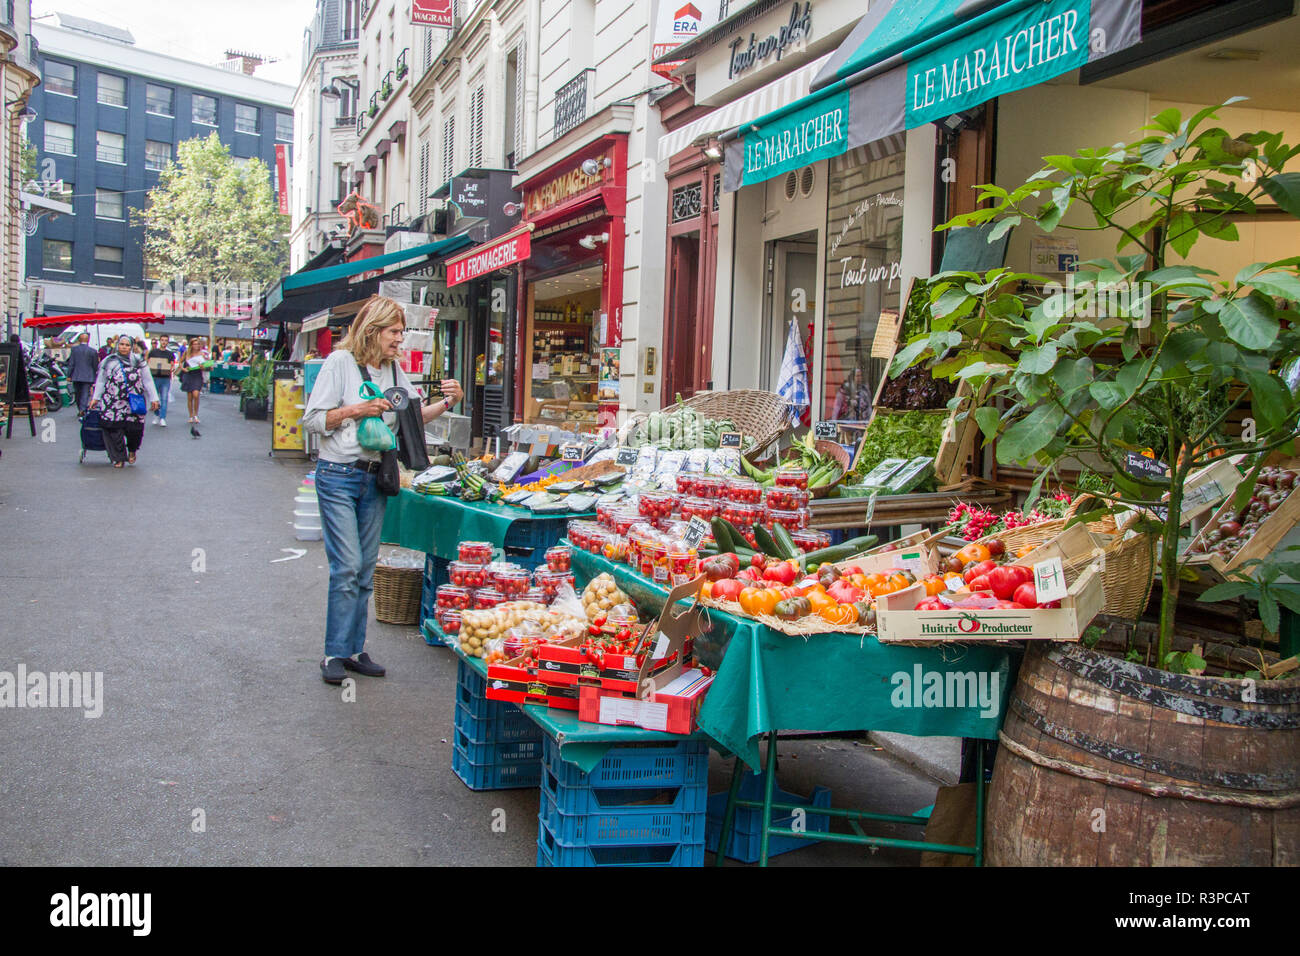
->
xmin=315 ymin=460 xmax=388 ymax=659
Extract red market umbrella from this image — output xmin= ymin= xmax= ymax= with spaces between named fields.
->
xmin=24 ymin=312 xmax=166 ymax=328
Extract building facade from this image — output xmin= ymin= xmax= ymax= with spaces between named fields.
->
xmin=24 ymin=14 xmax=294 ymax=338
xmin=290 ymin=0 xmax=360 ymax=271
xmin=3 ymin=0 xmax=42 ymax=336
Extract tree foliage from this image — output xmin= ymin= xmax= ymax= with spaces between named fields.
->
xmin=135 ymin=133 xmax=288 ymax=289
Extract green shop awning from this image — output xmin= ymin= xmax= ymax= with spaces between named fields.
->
xmin=280 ymin=234 xmax=473 ymax=294
xmin=723 ymin=0 xmax=1141 ymax=191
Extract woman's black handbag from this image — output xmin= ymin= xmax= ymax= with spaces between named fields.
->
xmin=376 ymin=448 xmax=401 ymax=497
xmin=395 ymin=399 xmax=430 ymax=471
xmin=356 ymin=361 xmax=417 ymax=496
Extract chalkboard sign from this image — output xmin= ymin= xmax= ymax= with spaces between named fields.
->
xmin=683 ymin=515 xmax=710 ymax=549
xmin=938 ymin=223 xmax=1013 ymax=274
xmin=615 ymin=447 xmax=639 ymax=466
xmin=719 ymin=431 xmax=742 ymax=448
xmin=0 ymin=342 xmax=27 ymax=406
xmin=813 ymin=421 xmax=838 ymax=440
xmin=273 ymin=361 xmax=300 ymax=380
xmin=1124 ymin=452 xmax=1169 ymax=480
xmin=560 ymin=443 xmax=584 ymax=462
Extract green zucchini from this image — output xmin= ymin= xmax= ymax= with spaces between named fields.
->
xmin=710 ymin=516 xmax=735 ymax=553
xmin=771 ymin=522 xmax=800 ymax=560
xmin=751 ymin=523 xmax=783 ymax=558
xmin=718 ymin=517 xmax=749 ymax=552
xmin=798 ymin=534 xmax=880 ymax=569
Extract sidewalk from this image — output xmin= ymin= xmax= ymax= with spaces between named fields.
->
xmin=0 ymin=394 xmax=953 ymax=865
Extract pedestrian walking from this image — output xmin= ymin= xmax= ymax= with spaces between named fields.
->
xmin=88 ymin=335 xmax=160 ymax=468
xmin=301 ymin=296 xmax=464 ymax=684
xmin=68 ymin=332 xmax=100 ymax=417
xmin=146 ymin=334 xmax=175 ymax=426
xmin=176 ymin=336 xmax=208 ymax=424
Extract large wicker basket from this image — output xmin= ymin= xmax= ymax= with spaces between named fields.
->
xmin=373 ymin=563 xmax=423 ymax=625
xmin=625 ymin=389 xmax=790 ymax=461
xmin=1059 ymin=518 xmax=1157 ymax=620
xmin=971 ymin=497 xmax=1118 ymax=558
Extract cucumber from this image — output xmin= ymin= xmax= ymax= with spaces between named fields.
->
xmin=718 ymin=518 xmax=750 ymax=552
xmin=771 ymin=522 xmax=800 ymax=561
xmin=798 ymin=534 xmax=880 ymax=570
xmin=751 ymin=523 xmax=783 ymax=558
xmin=710 ymin=516 xmax=735 ymax=553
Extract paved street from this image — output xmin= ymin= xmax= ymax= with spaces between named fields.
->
xmin=0 ymin=394 xmax=948 ymax=866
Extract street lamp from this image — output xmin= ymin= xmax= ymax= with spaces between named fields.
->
xmin=320 ymin=77 xmax=360 ymax=101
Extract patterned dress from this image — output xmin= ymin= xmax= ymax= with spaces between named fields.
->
xmin=97 ymin=356 xmax=151 ymax=426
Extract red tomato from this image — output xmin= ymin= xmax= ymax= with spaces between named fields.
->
xmin=914 ymin=597 xmax=946 ymax=611
xmin=762 ymin=560 xmax=798 ymax=586
xmin=841 ymin=564 xmax=864 ymax=576
xmin=963 ymin=559 xmax=998 ymax=585
xmin=993 ymin=600 xmax=1022 ymax=609
xmin=711 ymin=578 xmax=745 ymax=602
xmin=750 ymin=553 xmax=766 ymax=570
xmin=967 ymin=574 xmax=993 ymax=592
xmin=988 ymin=567 xmax=1020 ymax=600
xmin=1009 ymin=565 xmax=1035 ymax=587
xmin=1013 ymin=582 xmax=1039 ymax=608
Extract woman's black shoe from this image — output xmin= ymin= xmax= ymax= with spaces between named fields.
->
xmin=341 ymin=653 xmax=386 ymax=677
xmin=320 ymin=658 xmax=347 ymax=684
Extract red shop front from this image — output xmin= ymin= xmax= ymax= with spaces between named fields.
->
xmin=513 ymin=134 xmax=626 ymax=433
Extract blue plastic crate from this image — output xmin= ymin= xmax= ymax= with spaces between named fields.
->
xmin=542 ymin=761 xmax=706 ymax=817
xmin=456 ymin=660 xmax=497 ymax=720
xmin=451 ymin=743 xmax=543 ymax=791
xmin=705 ymin=777 xmax=833 ymax=863
xmin=539 ymin=786 xmax=705 ymax=848
xmin=542 ymin=735 xmax=709 ymax=792
xmin=454 ymin=727 xmax=544 ymax=765
xmin=454 ymin=701 xmax=543 ymax=745
xmin=536 ymin=817 xmax=704 ymax=867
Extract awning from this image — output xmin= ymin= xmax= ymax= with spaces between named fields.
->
xmin=723 ymin=0 xmax=1142 ymax=191
xmin=656 ymin=52 xmax=832 ymax=163
xmin=25 ymin=312 xmax=165 ymax=328
xmin=261 ymin=234 xmax=474 ymax=324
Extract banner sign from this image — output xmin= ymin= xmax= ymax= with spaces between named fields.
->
xmin=274 ymin=145 xmax=289 ymax=216
xmin=651 ymin=2 xmax=717 ymax=78
xmin=445 ymin=226 xmax=532 ymax=288
xmin=412 ymin=0 xmax=453 ymax=28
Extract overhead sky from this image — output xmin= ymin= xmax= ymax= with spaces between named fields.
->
xmin=33 ymin=0 xmax=318 ymax=87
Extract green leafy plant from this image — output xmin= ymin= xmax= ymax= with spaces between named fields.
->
xmin=893 ymin=102 xmax=1300 ymax=664
xmin=1199 ymin=548 xmax=1300 ymax=638
xmin=244 ymin=354 xmax=273 ymax=402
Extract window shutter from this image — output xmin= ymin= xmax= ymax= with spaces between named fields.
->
xmin=423 ymin=26 xmax=434 ymax=74
xmin=418 ymin=140 xmax=430 ymax=215
xmin=441 ymin=114 xmax=455 ymax=185
xmin=468 ymin=86 xmax=484 ymax=168
xmin=513 ymin=37 xmax=526 ymax=163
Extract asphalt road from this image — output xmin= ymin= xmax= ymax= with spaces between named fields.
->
xmin=0 ymin=393 xmax=949 ymax=866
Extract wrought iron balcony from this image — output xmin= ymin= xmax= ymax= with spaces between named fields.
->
xmin=554 ymin=69 xmax=595 ymax=140
xmin=396 ymin=48 xmax=408 ymax=81
xmin=368 ymin=91 xmax=379 ymax=117
xmin=381 ymin=71 xmax=394 ymax=100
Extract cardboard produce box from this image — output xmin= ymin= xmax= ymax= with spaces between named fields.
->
xmin=575 ymin=575 xmax=713 ymax=735
xmin=485 ymin=654 xmax=583 ymax=711
xmin=534 ymin=634 xmax=679 ymax=693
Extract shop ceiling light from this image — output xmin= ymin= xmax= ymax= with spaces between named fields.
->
xmin=580 ymin=157 xmax=612 ymax=176
xmin=1206 ymin=48 xmax=1262 ymax=60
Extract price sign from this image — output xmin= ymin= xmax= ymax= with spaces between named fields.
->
xmin=813 ymin=421 xmax=838 ymax=440
xmin=1124 ymin=451 xmax=1168 ymax=480
xmin=719 ymin=431 xmax=743 ymax=448
xmin=1032 ymin=556 xmax=1069 ymax=603
xmin=616 ymin=447 xmax=639 ymax=466
xmin=683 ymin=515 xmax=710 ymax=550
xmin=863 ymin=491 xmax=879 ymax=526
xmin=561 ymin=443 xmax=584 ymax=462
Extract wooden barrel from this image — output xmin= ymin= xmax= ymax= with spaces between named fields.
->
xmin=987 ymin=641 xmax=1300 ymax=866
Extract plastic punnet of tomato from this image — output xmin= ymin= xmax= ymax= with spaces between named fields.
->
xmin=723 ymin=477 xmax=764 ymax=504
xmin=680 ymin=497 xmax=721 ymax=522
xmin=493 ymin=567 xmax=530 ymax=599
xmin=694 ymin=475 xmax=725 ymax=500
xmin=611 ymin=509 xmax=641 ymax=536
xmin=722 ymin=501 xmax=763 ymax=529
xmin=545 ymin=546 xmax=572 ymax=572
xmin=638 ymin=492 xmax=674 ymax=520
xmin=436 ymin=585 xmax=472 ymax=610
xmin=448 ymin=561 xmax=488 ymax=589
xmin=667 ymin=548 xmax=699 ymax=585
xmin=522 ymin=587 xmax=548 ymax=605
xmin=437 ymin=608 xmax=462 ymax=635
xmin=472 ymin=587 xmax=504 ymax=609
xmin=766 ymin=507 xmax=809 ymax=532
xmin=774 ymin=465 xmax=809 ymax=490
xmin=458 ymin=540 xmax=493 ymax=565
xmin=790 ymin=528 xmax=831 ymax=552
xmin=602 ymin=534 xmax=629 ymax=564
xmin=765 ymin=486 xmax=810 ymax=511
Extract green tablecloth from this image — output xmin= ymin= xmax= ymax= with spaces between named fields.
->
xmin=452 ymin=644 xmax=704 ymax=773
xmin=380 ymin=488 xmax=590 ymax=562
xmin=569 ymin=546 xmax=1016 ymax=772
xmin=208 ymin=364 xmax=249 ymax=380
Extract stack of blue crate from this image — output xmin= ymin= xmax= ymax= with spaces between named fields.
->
xmin=450 ymin=660 xmax=544 ymax=791
xmin=536 ymin=735 xmax=709 ymax=867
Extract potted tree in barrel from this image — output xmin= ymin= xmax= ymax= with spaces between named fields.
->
xmin=893 ymin=102 xmax=1300 ymax=865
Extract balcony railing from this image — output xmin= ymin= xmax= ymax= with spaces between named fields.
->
xmin=386 ymin=202 xmax=406 ymax=228
xmin=381 ymin=71 xmax=394 ymax=100
xmin=357 ymin=112 xmax=367 ymax=136
xmin=368 ymin=91 xmax=379 ymax=117
xmin=96 ymin=144 xmax=126 ymax=164
xmin=44 ymin=135 xmax=75 ymax=155
xmin=334 ymin=114 xmax=356 ymax=129
xmin=554 ymin=69 xmax=595 ymax=140
xmin=395 ymin=48 xmax=408 ymax=81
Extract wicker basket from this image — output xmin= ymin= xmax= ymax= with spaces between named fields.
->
xmin=970 ymin=497 xmax=1118 ymax=558
xmin=801 ymin=440 xmax=851 ymax=499
xmin=1059 ymin=518 xmax=1157 ymax=621
xmin=625 ymin=389 xmax=791 ymax=461
xmin=373 ymin=563 xmax=423 ymax=625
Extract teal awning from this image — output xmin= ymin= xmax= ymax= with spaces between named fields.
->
xmin=723 ymin=0 xmax=1142 ymax=191
xmin=280 ymin=234 xmax=473 ymax=294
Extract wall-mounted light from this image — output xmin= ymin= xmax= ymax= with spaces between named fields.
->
xmin=577 ymin=232 xmax=609 ymax=250
xmin=580 ymin=157 xmax=612 ymax=176
xmin=503 ymin=201 xmax=521 ymax=217
xmin=702 ymin=143 xmax=723 ymax=161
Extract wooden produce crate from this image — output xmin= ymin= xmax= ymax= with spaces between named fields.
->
xmin=1183 ymin=455 xmax=1300 ymax=587
xmin=1173 ymin=455 xmax=1244 ymax=526
xmin=876 ymin=561 xmax=1105 ymax=644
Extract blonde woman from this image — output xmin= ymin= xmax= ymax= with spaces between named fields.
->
xmin=302 ymin=296 xmax=464 ymax=685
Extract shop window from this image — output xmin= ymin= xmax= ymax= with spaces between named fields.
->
xmin=821 ymin=136 xmax=907 ymax=422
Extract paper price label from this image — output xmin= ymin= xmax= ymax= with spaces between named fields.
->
xmin=863 ymin=491 xmax=879 ymax=526
xmin=653 ymin=631 xmax=671 ymax=660
xmin=684 ymin=515 xmax=710 ymax=549
xmin=1033 ymin=556 xmax=1069 ymax=603
xmin=945 ymin=575 xmax=965 ymax=592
